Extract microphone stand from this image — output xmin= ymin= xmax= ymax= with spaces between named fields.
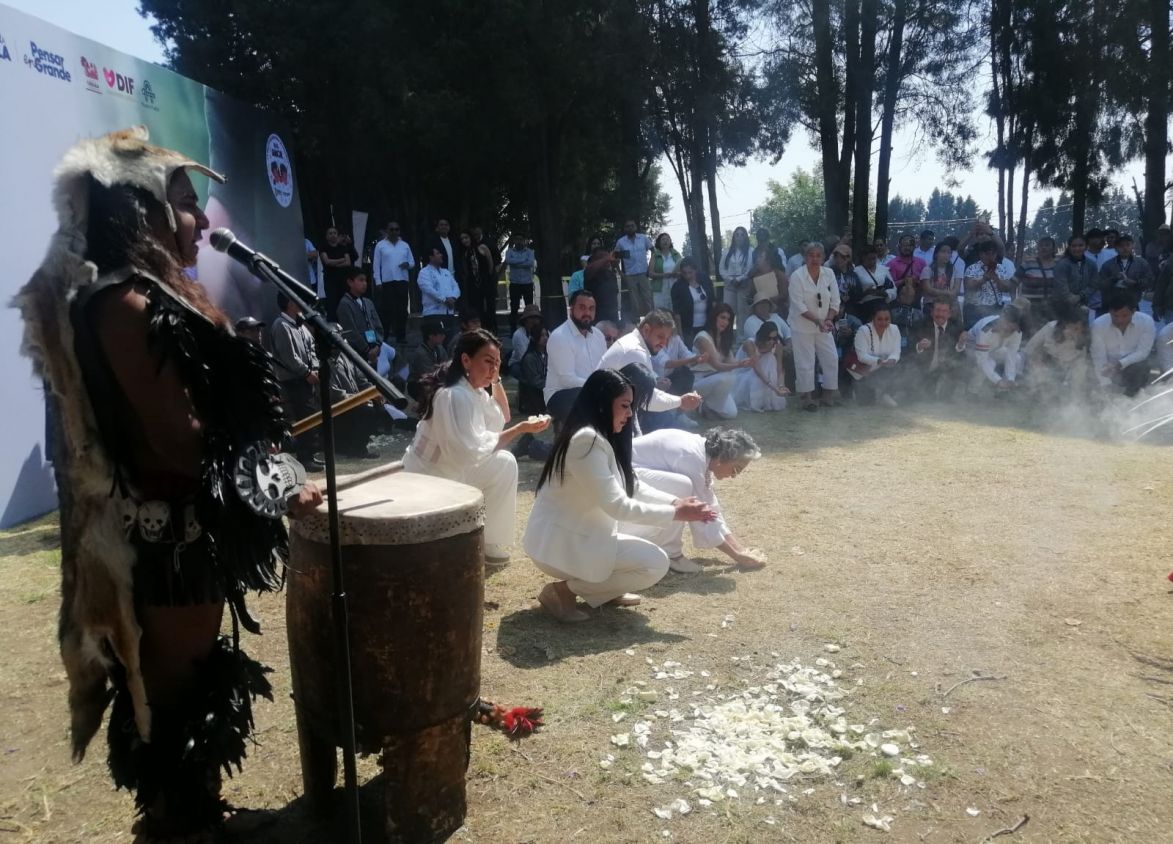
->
xmin=237 ymin=253 xmax=399 ymax=844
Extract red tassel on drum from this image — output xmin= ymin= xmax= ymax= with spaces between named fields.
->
xmin=473 ymin=699 xmax=544 ymax=740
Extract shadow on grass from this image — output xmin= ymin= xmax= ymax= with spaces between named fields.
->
xmin=646 ymin=568 xmax=737 ymax=598
xmin=0 ymin=514 xmax=60 ymax=560
xmin=495 ymin=606 xmax=687 ymax=669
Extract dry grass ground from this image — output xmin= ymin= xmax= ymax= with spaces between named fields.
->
xmin=2 ymin=400 xmax=1172 ymax=844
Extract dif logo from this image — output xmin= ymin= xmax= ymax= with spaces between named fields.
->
xmin=0 ymin=33 xmax=11 ymax=63
xmin=103 ymin=66 xmax=134 ymax=96
xmin=80 ymin=56 xmax=100 ymax=92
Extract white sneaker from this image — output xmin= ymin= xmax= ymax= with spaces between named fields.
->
xmin=669 ymin=556 xmax=703 ymax=573
xmin=880 ymin=394 xmax=898 ymax=408
xmin=484 ymin=544 xmax=511 ymax=566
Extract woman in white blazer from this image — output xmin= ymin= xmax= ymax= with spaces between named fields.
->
xmin=403 ymin=329 xmax=550 ymax=564
xmin=788 ymin=241 xmax=843 ymax=411
xmin=524 ymin=369 xmax=714 ymax=622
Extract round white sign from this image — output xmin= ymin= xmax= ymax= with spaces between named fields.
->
xmin=265 ymin=133 xmax=294 ymax=208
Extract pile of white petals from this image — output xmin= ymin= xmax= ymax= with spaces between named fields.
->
xmin=603 ymin=655 xmax=931 ymax=826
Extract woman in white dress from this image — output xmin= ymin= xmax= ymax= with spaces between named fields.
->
xmin=628 ymin=427 xmax=767 ymax=572
xmin=403 ymin=329 xmax=550 ymax=565
xmin=524 ymin=369 xmax=714 ymax=622
xmin=788 ymin=241 xmax=843 ymax=411
xmin=692 ymin=303 xmax=756 ymax=419
xmin=735 ymin=322 xmax=790 ymax=411
xmin=720 ymin=226 xmax=754 ymax=328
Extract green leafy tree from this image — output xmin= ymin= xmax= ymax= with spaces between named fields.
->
xmin=750 ymin=169 xmax=827 ymax=253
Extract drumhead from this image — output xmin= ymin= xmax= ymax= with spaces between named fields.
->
xmin=291 ymin=470 xmax=485 ymax=546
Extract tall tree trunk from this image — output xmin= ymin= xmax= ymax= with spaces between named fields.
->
xmin=812 ymin=0 xmax=849 ymax=234
xmin=706 ymin=149 xmax=723 ymax=279
xmin=1143 ymin=0 xmax=1171 ymax=242
xmin=851 ymin=0 xmax=878 ymax=246
xmin=1016 ymin=135 xmax=1033 ymax=264
xmin=1005 ymin=160 xmax=1016 ymax=254
xmin=532 ymin=118 xmax=566 ymax=327
xmin=872 ymin=0 xmax=907 ymax=242
xmin=989 ymin=33 xmax=1007 ymax=240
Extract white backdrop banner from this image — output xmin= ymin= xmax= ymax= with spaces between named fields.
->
xmin=0 ymin=3 xmax=308 ymax=527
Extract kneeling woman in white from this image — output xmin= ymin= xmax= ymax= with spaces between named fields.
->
xmin=524 ymin=369 xmax=714 ymax=622
xmin=403 ymin=329 xmax=550 ymax=564
xmin=628 ymin=427 xmax=767 ymax=572
xmin=692 ymin=303 xmax=756 ymax=418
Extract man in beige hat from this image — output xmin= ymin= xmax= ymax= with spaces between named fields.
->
xmin=509 ymin=303 xmax=545 ymax=379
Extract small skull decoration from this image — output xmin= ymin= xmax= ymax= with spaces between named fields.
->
xmin=182 ymin=504 xmax=202 ymax=543
xmin=234 ymin=442 xmax=306 ymax=518
xmin=116 ymin=496 xmax=139 ymax=538
xmin=137 ymin=501 xmax=170 ymax=543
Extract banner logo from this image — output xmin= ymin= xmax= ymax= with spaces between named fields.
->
xmin=0 ymin=33 xmax=11 ymax=63
xmin=80 ymin=56 xmax=101 ymax=92
xmin=140 ymin=80 xmax=158 ymax=110
xmin=23 ymin=42 xmax=71 ymax=81
xmin=103 ymin=66 xmax=135 ymax=97
xmin=266 ymin=134 xmax=294 ymax=208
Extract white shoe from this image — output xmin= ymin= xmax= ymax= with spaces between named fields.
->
xmin=880 ymin=394 xmax=898 ymax=408
xmin=484 ymin=544 xmax=511 ymax=566
xmin=669 ymin=556 xmax=703 ymax=573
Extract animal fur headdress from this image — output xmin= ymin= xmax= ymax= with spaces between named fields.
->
xmin=12 ymin=127 xmax=224 ymax=761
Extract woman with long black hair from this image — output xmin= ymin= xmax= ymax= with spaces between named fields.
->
xmin=524 ymin=369 xmax=714 ymax=622
xmin=403 ymin=329 xmax=549 ymax=565
xmin=692 ymin=303 xmax=755 ymax=418
xmin=721 ymin=226 xmax=754 ymax=327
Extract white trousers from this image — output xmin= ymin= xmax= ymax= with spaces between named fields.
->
xmin=694 ymin=371 xmax=739 ymax=418
xmin=533 ymin=536 xmax=669 ymax=607
xmin=791 ymin=330 xmax=839 ymax=393
xmin=622 ymin=468 xmax=691 ymax=558
xmin=735 ymin=355 xmax=787 ymax=411
xmin=627 ymin=467 xmax=727 ymax=553
xmin=404 ymin=449 xmax=517 ymax=548
xmin=1158 ymin=322 xmax=1173 ymax=376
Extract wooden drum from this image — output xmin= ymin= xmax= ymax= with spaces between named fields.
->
xmin=287 ymin=466 xmax=485 ymax=843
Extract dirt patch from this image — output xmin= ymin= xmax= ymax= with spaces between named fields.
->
xmin=2 ymin=401 xmax=1171 ymax=843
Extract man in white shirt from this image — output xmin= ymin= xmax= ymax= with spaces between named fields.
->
xmin=599 ymin=310 xmax=702 ymax=426
xmin=417 ymin=246 xmax=461 ymax=335
xmin=965 ymin=307 xmax=1024 ymax=392
xmin=545 ymin=290 xmax=608 ymax=421
xmin=615 ymin=219 xmax=654 ymax=319
xmin=423 ymin=218 xmax=455 ymax=271
xmin=913 ymin=229 xmax=936 ymax=266
xmin=1085 ymin=228 xmax=1118 ymax=270
xmin=371 ymin=221 xmax=415 ymax=343
xmin=1091 ymin=292 xmax=1155 ymax=396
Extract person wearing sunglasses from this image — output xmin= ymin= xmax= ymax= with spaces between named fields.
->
xmin=735 ymin=322 xmax=790 ymax=412
xmin=788 ymin=241 xmax=843 ymax=410
xmin=670 ymin=255 xmax=717 ymax=346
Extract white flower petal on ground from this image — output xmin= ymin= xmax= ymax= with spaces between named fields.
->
xmin=863 ymin=814 xmax=894 ymax=832
xmin=611 ymin=733 xmax=630 ymax=747
xmin=966 ymin=807 xmax=981 ymax=817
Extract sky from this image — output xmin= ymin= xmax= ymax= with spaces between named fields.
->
xmin=7 ymin=0 xmax=1163 ymax=245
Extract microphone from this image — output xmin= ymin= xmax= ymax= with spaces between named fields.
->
xmin=209 ymin=228 xmax=319 ymax=303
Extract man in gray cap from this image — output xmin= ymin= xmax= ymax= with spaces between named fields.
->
xmin=235 ymin=315 xmax=265 ymax=345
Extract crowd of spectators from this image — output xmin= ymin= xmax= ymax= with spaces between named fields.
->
xmin=253 ymin=215 xmax=1173 ymax=461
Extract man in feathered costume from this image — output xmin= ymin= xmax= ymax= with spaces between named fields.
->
xmin=12 ymin=126 xmax=322 ymax=841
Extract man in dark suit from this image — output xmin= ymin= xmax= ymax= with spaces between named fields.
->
xmin=910 ymin=300 xmax=965 ymax=399
xmin=421 ymin=217 xmax=456 ymax=271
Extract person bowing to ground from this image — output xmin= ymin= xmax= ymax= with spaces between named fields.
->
xmin=628 ymin=427 xmax=767 ymax=573
xmin=403 ymin=329 xmax=550 ymax=566
xmin=525 ymin=369 xmax=714 ymax=622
